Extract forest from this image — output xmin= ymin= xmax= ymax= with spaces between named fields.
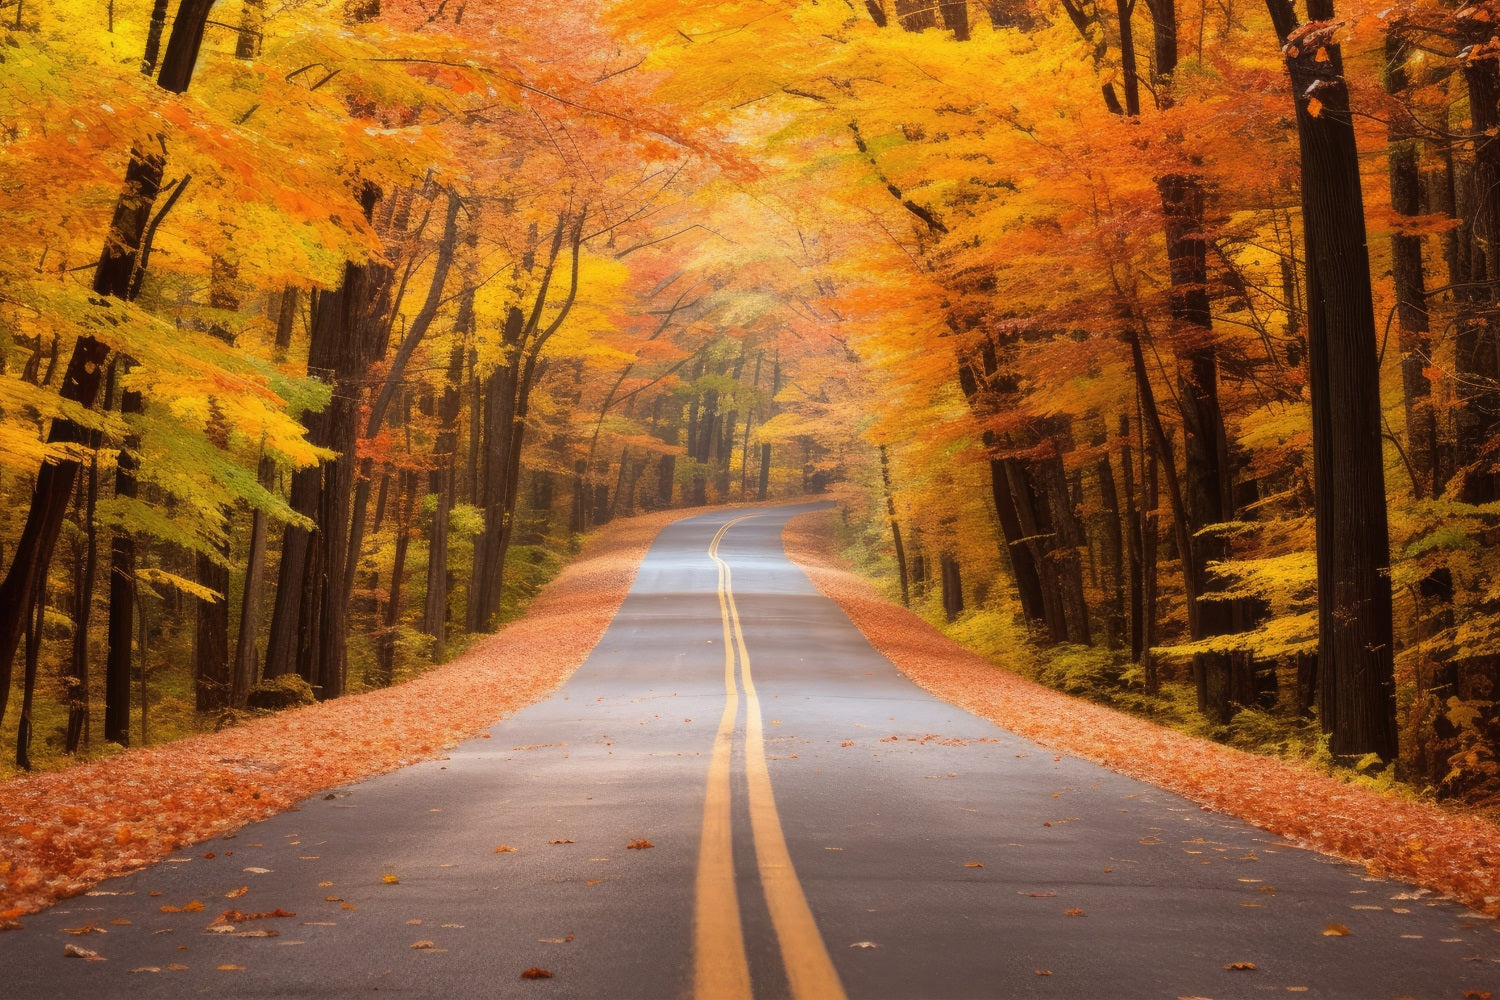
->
xmin=1 ymin=0 xmax=1498 ymax=816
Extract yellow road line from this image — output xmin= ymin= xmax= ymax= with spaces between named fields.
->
xmin=696 ymin=515 xmax=847 ymax=1000
xmin=693 ymin=518 xmax=754 ymax=1000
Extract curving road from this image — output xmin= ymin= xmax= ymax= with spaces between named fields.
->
xmin=2 ymin=504 xmax=1497 ymax=998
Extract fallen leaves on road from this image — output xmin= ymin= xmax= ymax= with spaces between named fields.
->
xmin=850 ymin=941 xmax=878 ymax=949
xmin=783 ymin=512 xmax=1500 ymax=919
xmin=548 ymin=839 xmax=574 ymax=845
xmin=963 ymin=862 xmax=984 ymax=868
xmin=381 ymin=874 xmax=400 ymax=884
xmin=0 ymin=509 xmax=687 ymax=917
xmin=1224 ymin=961 xmax=1257 ymax=970
xmin=64 ymin=943 xmax=104 ymax=960
xmin=1063 ymin=908 xmax=1085 ymax=917
xmin=520 ymin=967 xmax=554 ymax=979
xmin=495 ymin=845 xmax=517 ymax=853
xmin=1323 ymin=923 xmax=1351 ymax=937
xmin=626 ymin=840 xmax=654 ymax=850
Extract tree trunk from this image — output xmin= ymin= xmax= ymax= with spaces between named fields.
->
xmin=66 ymin=453 xmax=100 ymax=752
xmin=232 ymin=453 xmax=273 ymax=706
xmin=194 ymin=549 xmax=230 ymax=711
xmin=1278 ymin=15 xmax=1399 ymax=760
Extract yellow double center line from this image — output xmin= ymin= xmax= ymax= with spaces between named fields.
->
xmin=694 ymin=514 xmax=846 ymax=1000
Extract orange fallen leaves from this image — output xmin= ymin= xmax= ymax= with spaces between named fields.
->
xmin=626 ymin=839 xmax=654 ymax=850
xmin=1063 ymin=908 xmax=1085 ymax=917
xmin=381 ymin=874 xmax=400 ymax=884
xmin=159 ymin=900 xmax=204 ymax=913
xmin=520 ymin=967 xmax=554 ymax=979
xmin=1224 ymin=961 xmax=1257 ymax=971
xmin=1322 ymin=923 xmax=1350 ymax=937
xmin=213 ymin=908 xmax=295 ymax=925
xmin=495 ymin=845 xmax=517 ymax=853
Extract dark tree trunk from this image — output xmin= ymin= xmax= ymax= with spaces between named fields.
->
xmin=1093 ymin=425 xmax=1126 ymax=648
xmin=232 ymin=454 xmax=274 ymax=706
xmin=1386 ymin=34 xmax=1438 ymax=499
xmin=1278 ymin=16 xmax=1398 ymax=760
xmin=66 ymin=453 xmax=100 ymax=752
xmin=194 ymin=550 xmax=230 ymax=712
xmin=879 ymin=445 xmax=910 ymax=607
xmin=422 ymin=330 xmax=469 ymax=659
xmin=940 ymin=553 xmax=963 ymax=622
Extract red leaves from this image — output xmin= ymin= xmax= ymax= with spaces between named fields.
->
xmin=626 ymin=839 xmax=654 ymax=850
xmin=520 ymin=967 xmax=554 ymax=979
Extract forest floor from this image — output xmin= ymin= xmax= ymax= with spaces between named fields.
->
xmin=780 ymin=509 xmax=1500 ymax=921
xmin=3 ymin=502 xmax=1499 ymax=926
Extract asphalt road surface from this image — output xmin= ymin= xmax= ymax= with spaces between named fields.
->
xmin=3 ymin=504 xmax=1497 ymax=999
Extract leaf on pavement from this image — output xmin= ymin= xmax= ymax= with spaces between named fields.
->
xmin=63 ymin=944 xmax=105 ymax=960
xmin=520 ymin=967 xmax=554 ymax=979
xmin=62 ymin=924 xmax=104 ymax=935
xmin=963 ymin=862 xmax=983 ymax=868
xmin=850 ymin=941 xmax=878 ymax=949
xmin=1064 ymin=908 xmax=1085 ymax=917
xmin=548 ymin=839 xmax=574 ymax=845
xmin=217 ymin=964 xmax=246 ymax=971
xmin=225 ymin=886 xmax=248 ymax=898
xmin=627 ymin=840 xmax=654 ymax=850
xmin=495 ymin=845 xmax=517 ymax=853
xmin=411 ymin=940 xmax=436 ymax=949
xmin=1322 ymin=923 xmax=1350 ymax=937
xmin=1224 ymin=961 xmax=1257 ymax=970
xmin=382 ymin=874 xmax=400 ymax=884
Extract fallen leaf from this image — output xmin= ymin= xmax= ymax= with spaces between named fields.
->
xmin=130 ymin=967 xmax=161 ymax=973
xmin=242 ymin=867 xmax=271 ymax=874
xmin=62 ymin=924 xmax=104 ymax=935
xmin=109 ymin=919 xmax=132 ymax=926
xmin=1322 ymin=923 xmax=1351 ymax=937
xmin=849 ymin=941 xmax=878 ymax=949
xmin=627 ymin=840 xmax=654 ymax=850
xmin=217 ymin=964 xmax=246 ymax=971
xmin=520 ymin=967 xmax=554 ymax=979
xmin=166 ymin=963 xmax=188 ymax=971
xmin=406 ymin=919 xmax=422 ymax=925
xmin=548 ymin=839 xmax=574 ymax=845
xmin=1463 ymin=992 xmax=1493 ymax=1000
xmin=1035 ymin=970 xmax=1052 ymax=976
xmin=1224 ymin=961 xmax=1257 ymax=970
xmin=1026 ymin=892 xmax=1057 ymax=898
xmin=1064 ymin=908 xmax=1085 ymax=917
xmin=382 ymin=874 xmax=400 ymax=884
xmin=234 ymin=929 xmax=279 ymax=938
xmin=495 ymin=845 xmax=517 ymax=853
xmin=64 ymin=944 xmax=105 ymax=961
xmin=963 ymin=862 xmax=984 ymax=868
xmin=225 ymin=886 xmax=248 ymax=899
xmin=411 ymin=940 xmax=436 ymax=950
xmin=214 ymin=908 xmax=295 ymax=924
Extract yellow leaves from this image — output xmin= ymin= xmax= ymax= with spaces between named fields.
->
xmin=1322 ymin=922 xmax=1351 ymax=936
xmin=1306 ymin=97 xmax=1323 ymax=118
xmin=382 ymin=874 xmax=400 ymax=884
xmin=226 ymin=886 xmax=249 ymax=898
xmin=495 ymin=845 xmax=518 ymax=853
xmin=1224 ymin=961 xmax=1257 ymax=971
xmin=1063 ymin=908 xmax=1086 ymax=917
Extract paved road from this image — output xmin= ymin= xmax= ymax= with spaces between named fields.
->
xmin=2 ymin=505 xmax=1497 ymax=998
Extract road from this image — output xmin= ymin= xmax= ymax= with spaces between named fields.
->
xmin=2 ymin=505 xmax=1497 ymax=998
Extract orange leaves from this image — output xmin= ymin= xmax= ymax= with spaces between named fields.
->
xmin=159 ymin=900 xmax=205 ymax=914
xmin=626 ymin=839 xmax=654 ymax=850
xmin=1322 ymin=922 xmax=1351 ymax=937
xmin=520 ymin=967 xmax=554 ymax=979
